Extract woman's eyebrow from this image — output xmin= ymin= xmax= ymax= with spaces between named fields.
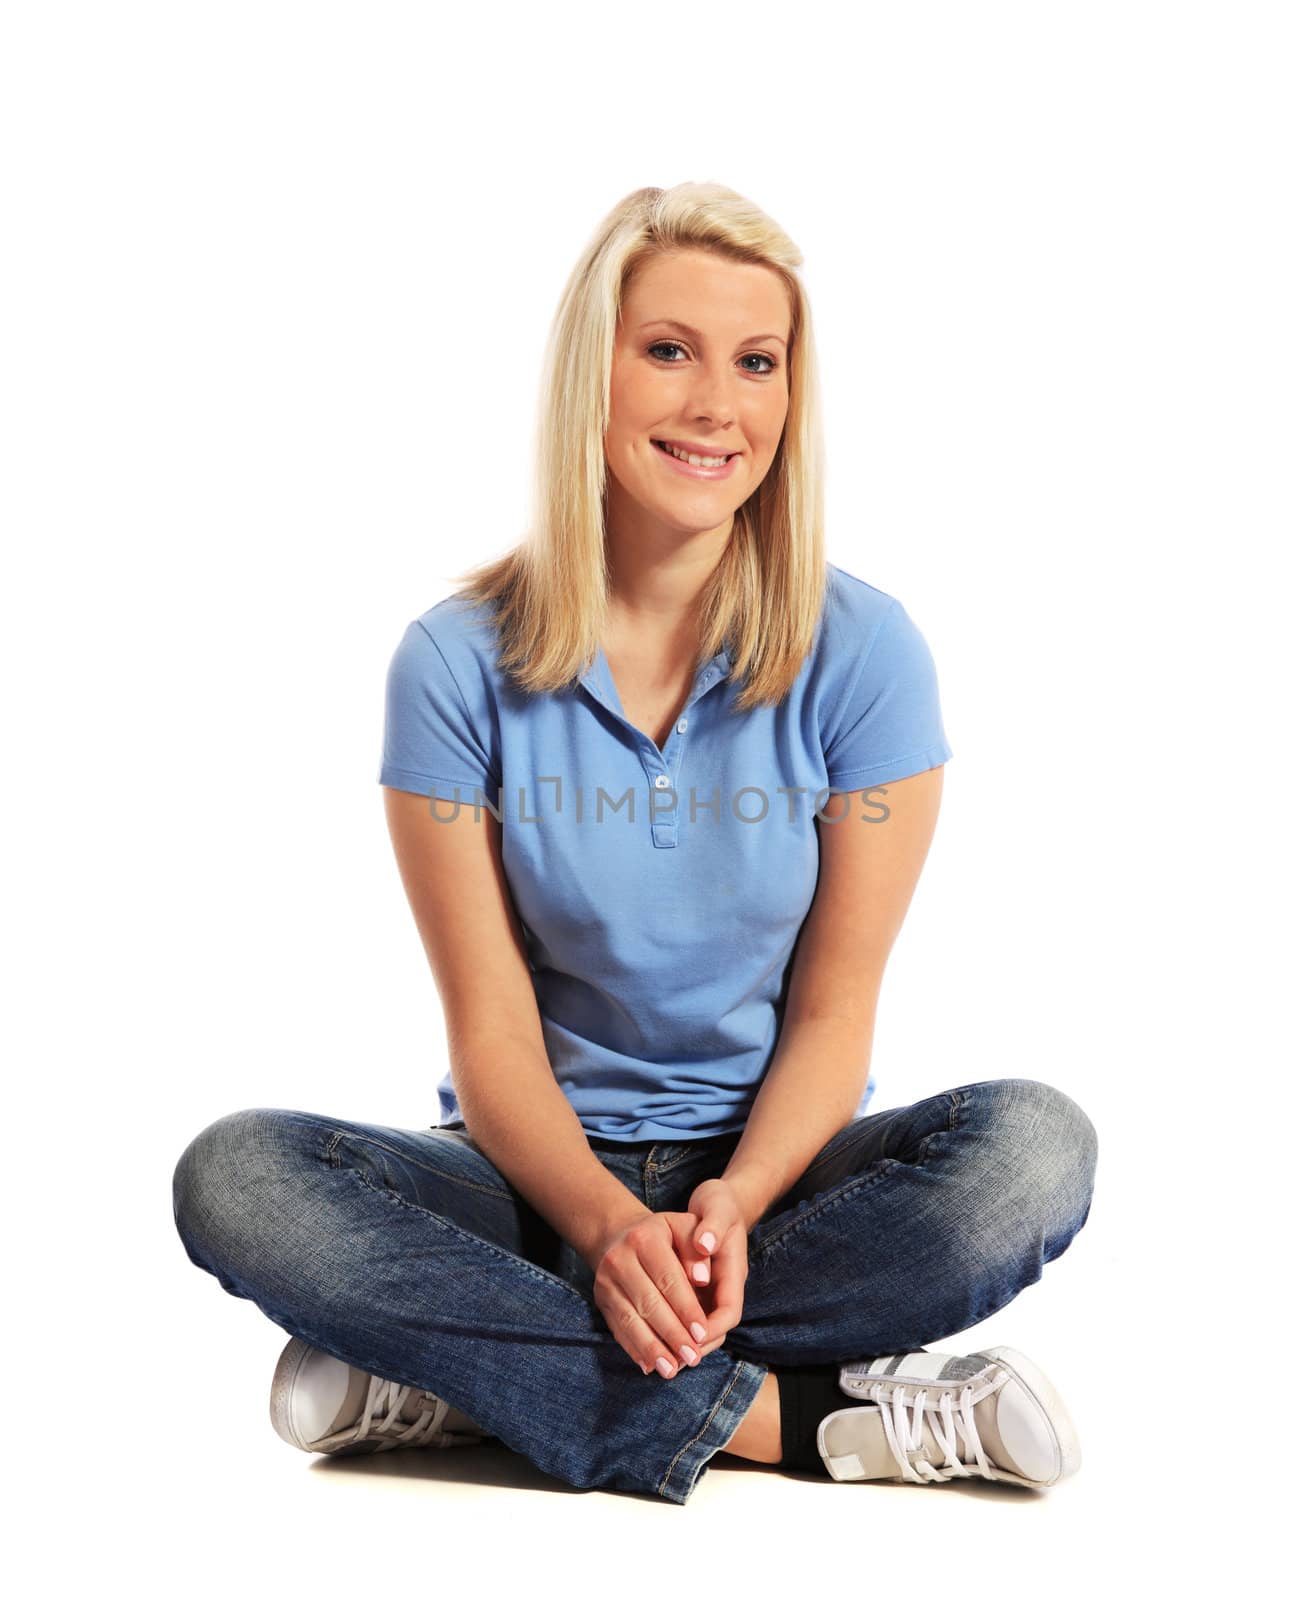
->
xmin=636 ymin=318 xmax=787 ymax=349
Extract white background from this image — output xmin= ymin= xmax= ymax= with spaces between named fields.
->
xmin=6 ymin=1 xmax=1304 ymax=1592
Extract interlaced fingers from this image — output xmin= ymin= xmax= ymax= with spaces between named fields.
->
xmin=869 ymin=1380 xmax=997 ymax=1484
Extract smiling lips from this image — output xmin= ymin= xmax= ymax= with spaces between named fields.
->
xmin=652 ymin=438 xmax=740 ymax=478
xmin=654 ymin=437 xmax=738 ymax=462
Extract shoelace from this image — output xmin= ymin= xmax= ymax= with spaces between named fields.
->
xmin=867 ymin=1379 xmax=997 ymax=1484
xmin=339 ymin=1378 xmax=453 ymax=1451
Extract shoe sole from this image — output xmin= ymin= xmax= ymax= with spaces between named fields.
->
xmin=269 ymin=1339 xmax=408 ymax=1458
xmin=976 ymin=1344 xmax=1082 ymax=1484
xmin=269 ymin=1337 xmax=321 ymax=1453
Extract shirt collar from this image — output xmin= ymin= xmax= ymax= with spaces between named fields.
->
xmin=578 ymin=642 xmax=733 ymax=719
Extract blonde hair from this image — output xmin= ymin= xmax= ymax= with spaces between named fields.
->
xmin=449 ymin=180 xmax=828 ymax=711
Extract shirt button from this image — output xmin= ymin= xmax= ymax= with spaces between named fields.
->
xmin=675 ymin=718 xmax=688 ymax=734
xmin=653 ymin=774 xmax=670 ymax=789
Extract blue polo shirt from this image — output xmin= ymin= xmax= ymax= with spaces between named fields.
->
xmin=379 ymin=561 xmax=952 ymax=1142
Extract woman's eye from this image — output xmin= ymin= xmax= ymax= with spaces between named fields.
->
xmin=646 ymin=341 xmax=778 ymax=374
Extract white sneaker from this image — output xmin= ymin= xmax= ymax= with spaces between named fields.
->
xmin=269 ymin=1337 xmax=491 ymax=1457
xmin=817 ymin=1345 xmax=1081 ymax=1489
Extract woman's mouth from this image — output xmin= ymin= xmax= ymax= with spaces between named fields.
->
xmin=651 ymin=438 xmax=740 ymax=480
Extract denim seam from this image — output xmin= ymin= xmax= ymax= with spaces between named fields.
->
xmin=771 ymin=1088 xmax=965 ymax=1216
xmin=658 ymin=1359 xmax=750 ymax=1500
xmin=323 ymin=1129 xmax=511 ymax=1203
xmin=336 ymin=1161 xmax=600 ymax=1308
xmin=909 ymin=1089 xmax=963 ymax=1165
xmin=648 ymin=1149 xmax=715 ymax=1174
xmin=790 ymin=1121 xmax=871 ymax=1186
xmin=749 ymin=1088 xmax=966 ymax=1260
xmin=748 ymin=1163 xmax=897 ymax=1262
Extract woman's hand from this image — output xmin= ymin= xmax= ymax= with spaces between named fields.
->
xmin=680 ymin=1178 xmax=750 ymax=1357
xmin=588 ymin=1209 xmax=719 ymax=1378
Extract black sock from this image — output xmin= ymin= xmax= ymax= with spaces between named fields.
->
xmin=775 ymin=1362 xmax=851 ymax=1477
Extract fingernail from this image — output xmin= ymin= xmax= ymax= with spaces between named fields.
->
xmin=699 ymin=1231 xmax=716 ymax=1252
xmin=690 ymin=1321 xmax=707 ymax=1342
xmin=680 ymin=1345 xmax=699 ymax=1366
xmin=692 ymin=1261 xmax=710 ymax=1284
xmin=656 ymin=1356 xmax=676 ymax=1378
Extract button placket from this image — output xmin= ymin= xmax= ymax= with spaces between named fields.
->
xmin=651 ymin=656 xmax=731 ymax=848
xmin=577 ymin=662 xmax=661 ymax=815
xmin=578 ymin=648 xmax=731 ymax=850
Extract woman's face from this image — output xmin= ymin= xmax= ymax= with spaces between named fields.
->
xmin=603 ymin=248 xmax=792 ymax=545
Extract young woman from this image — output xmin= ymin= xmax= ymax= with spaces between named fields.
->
xmin=172 ymin=182 xmax=1098 ymax=1506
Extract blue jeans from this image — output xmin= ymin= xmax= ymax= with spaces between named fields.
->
xmin=171 ymin=1076 xmax=1097 ymax=1505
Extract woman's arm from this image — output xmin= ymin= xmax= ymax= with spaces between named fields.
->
xmin=382 ymin=788 xmax=649 ymax=1262
xmin=721 ymin=764 xmax=947 ymax=1227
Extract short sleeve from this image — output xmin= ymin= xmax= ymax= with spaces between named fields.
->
xmin=822 ymin=597 xmax=953 ymax=791
xmin=378 ymin=619 xmax=501 ymax=803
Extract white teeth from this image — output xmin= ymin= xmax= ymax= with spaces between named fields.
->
xmin=657 ymin=440 xmax=732 ymax=468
